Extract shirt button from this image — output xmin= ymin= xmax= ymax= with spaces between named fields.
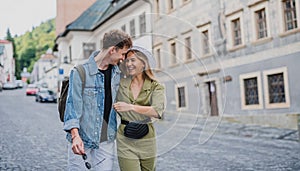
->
xmin=96 ymin=118 xmax=99 ymax=121
xmin=95 ymin=132 xmax=97 ymax=135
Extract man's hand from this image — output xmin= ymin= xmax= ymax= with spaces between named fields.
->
xmin=71 ymin=128 xmax=85 ymax=155
xmin=72 ymin=135 xmax=85 ymax=155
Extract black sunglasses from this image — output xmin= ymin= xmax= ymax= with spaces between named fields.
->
xmin=82 ymin=154 xmax=92 ymax=169
xmin=82 ymin=153 xmax=106 ymax=170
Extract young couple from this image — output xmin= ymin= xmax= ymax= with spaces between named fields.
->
xmin=63 ymin=29 xmax=165 ymax=171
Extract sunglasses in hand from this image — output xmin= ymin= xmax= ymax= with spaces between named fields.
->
xmin=82 ymin=153 xmax=106 ymax=170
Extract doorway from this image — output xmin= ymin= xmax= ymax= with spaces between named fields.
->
xmin=207 ymin=81 xmax=218 ymax=116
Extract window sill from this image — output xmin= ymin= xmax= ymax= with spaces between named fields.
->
xmin=279 ymin=28 xmax=300 ymax=37
xmin=180 ymin=0 xmax=191 ymax=8
xmin=183 ymin=58 xmax=196 ymax=64
xmin=241 ymin=104 xmax=263 ymax=110
xmin=265 ymin=102 xmax=290 ymax=109
xmin=228 ymin=44 xmax=246 ymax=52
xmin=200 ymin=53 xmax=214 ymax=59
xmin=169 ymin=63 xmax=180 ymax=68
xmin=251 ymin=37 xmax=273 ymax=46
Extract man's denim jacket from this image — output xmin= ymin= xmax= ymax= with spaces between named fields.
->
xmin=63 ymin=51 xmax=120 ymax=149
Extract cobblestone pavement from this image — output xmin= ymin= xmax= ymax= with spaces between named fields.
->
xmin=1 ymin=89 xmax=300 ymax=171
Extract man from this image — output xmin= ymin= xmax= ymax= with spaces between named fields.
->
xmin=63 ymin=29 xmax=132 ymax=170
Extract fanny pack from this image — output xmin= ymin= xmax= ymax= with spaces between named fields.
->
xmin=121 ymin=119 xmax=149 ymax=139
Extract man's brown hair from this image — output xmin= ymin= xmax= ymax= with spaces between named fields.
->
xmin=102 ymin=29 xmax=132 ymax=49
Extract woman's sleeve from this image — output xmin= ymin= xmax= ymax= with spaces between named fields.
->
xmin=151 ymin=83 xmax=166 ymax=119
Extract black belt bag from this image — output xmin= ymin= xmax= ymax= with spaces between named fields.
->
xmin=122 ymin=119 xmax=149 ymax=139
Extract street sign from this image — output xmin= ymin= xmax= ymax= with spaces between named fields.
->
xmin=59 ymin=68 xmax=64 ymax=75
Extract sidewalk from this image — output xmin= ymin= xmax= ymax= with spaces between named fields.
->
xmin=213 ymin=120 xmax=299 ymax=142
xmin=159 ymin=113 xmax=300 ymax=142
xmin=192 ymin=117 xmax=299 ymax=141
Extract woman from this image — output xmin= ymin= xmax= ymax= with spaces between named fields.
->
xmin=113 ymin=46 xmax=165 ymax=171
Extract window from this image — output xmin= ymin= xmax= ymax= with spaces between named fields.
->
xmin=240 ymin=72 xmax=263 ymax=110
xmin=244 ymin=78 xmax=259 ymax=105
xmin=184 ymin=36 xmax=192 ymax=60
xmin=283 ymin=0 xmax=298 ymax=31
xmin=255 ymin=8 xmax=268 ymax=39
xmin=139 ymin=12 xmax=146 ymax=35
xmin=130 ymin=19 xmax=135 ymax=38
xmin=226 ymin=9 xmax=245 ymax=50
xmin=156 ymin=48 xmax=162 ymax=69
xmin=170 ymin=41 xmax=177 ymax=65
xmin=263 ymin=67 xmax=290 ymax=108
xmin=202 ymin=30 xmax=210 ymax=55
xmin=168 ymin=0 xmax=174 ymax=11
xmin=197 ymin=22 xmax=212 ymax=56
xmin=121 ymin=25 xmax=126 ymax=32
xmin=232 ymin=18 xmax=242 ymax=46
xmin=177 ymin=86 xmax=186 ymax=108
xmin=83 ymin=43 xmax=95 ymax=59
xmin=155 ymin=0 xmax=160 ymax=17
xmin=267 ymin=73 xmax=286 ymax=103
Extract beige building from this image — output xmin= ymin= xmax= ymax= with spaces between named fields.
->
xmin=0 ymin=40 xmax=15 ymax=83
xmin=56 ymin=0 xmax=96 ymax=36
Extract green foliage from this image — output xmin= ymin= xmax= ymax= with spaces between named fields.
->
xmin=14 ymin=18 xmax=56 ymax=76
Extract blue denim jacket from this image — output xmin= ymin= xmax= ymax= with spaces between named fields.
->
xmin=63 ymin=51 xmax=120 ymax=149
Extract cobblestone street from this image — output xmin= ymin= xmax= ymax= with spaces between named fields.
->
xmin=1 ymin=89 xmax=300 ymax=170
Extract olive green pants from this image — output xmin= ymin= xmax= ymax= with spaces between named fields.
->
xmin=118 ymin=156 xmax=156 ymax=171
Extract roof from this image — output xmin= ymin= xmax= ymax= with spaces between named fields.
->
xmin=0 ymin=40 xmax=11 ymax=44
xmin=40 ymin=53 xmax=57 ymax=60
xmin=56 ymin=0 xmax=136 ymax=39
xmin=66 ymin=0 xmax=111 ymax=31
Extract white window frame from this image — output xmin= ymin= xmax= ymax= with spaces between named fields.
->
xmin=197 ymin=22 xmax=212 ymax=58
xmin=155 ymin=0 xmax=160 ymax=19
xmin=139 ymin=12 xmax=146 ymax=35
xmin=239 ymin=71 xmax=263 ymax=110
xmin=263 ymin=67 xmax=290 ymax=109
xmin=225 ymin=9 xmax=246 ymax=51
xmin=130 ymin=19 xmax=136 ymax=38
xmin=181 ymin=30 xmax=194 ymax=62
xmin=249 ymin=1 xmax=272 ymax=44
xmin=175 ymin=83 xmax=188 ymax=110
xmin=168 ymin=39 xmax=178 ymax=67
xmin=154 ymin=45 xmax=163 ymax=71
xmin=278 ymin=0 xmax=300 ymax=36
xmin=167 ymin=0 xmax=175 ymax=13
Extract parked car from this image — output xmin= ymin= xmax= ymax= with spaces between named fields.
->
xmin=15 ymin=80 xmax=24 ymax=88
xmin=35 ymin=89 xmax=57 ymax=103
xmin=3 ymin=82 xmax=17 ymax=90
xmin=26 ymin=84 xmax=39 ymax=96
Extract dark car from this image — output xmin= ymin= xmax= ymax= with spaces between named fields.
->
xmin=35 ymin=89 xmax=57 ymax=103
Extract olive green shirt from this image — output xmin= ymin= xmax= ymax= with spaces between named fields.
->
xmin=116 ymin=77 xmax=165 ymax=159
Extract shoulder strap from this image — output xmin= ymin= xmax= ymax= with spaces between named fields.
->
xmin=75 ymin=64 xmax=86 ymax=94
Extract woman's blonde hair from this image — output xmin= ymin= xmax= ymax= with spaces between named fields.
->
xmin=120 ymin=50 xmax=156 ymax=81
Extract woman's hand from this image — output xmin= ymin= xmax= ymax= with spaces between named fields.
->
xmin=113 ymin=102 xmax=133 ymax=112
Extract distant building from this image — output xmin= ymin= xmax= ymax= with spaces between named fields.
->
xmin=56 ymin=0 xmax=96 ymax=36
xmin=31 ymin=49 xmax=58 ymax=91
xmin=0 ymin=40 xmax=15 ymax=83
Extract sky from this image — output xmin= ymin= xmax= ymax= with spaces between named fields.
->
xmin=0 ymin=0 xmax=56 ymax=39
